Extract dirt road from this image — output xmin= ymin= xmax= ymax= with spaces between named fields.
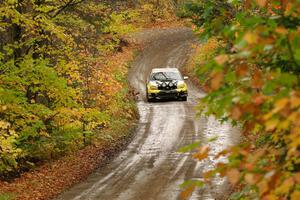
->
xmin=57 ymin=28 xmax=240 ymax=200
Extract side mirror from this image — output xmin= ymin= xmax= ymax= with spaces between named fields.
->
xmin=183 ymin=76 xmax=189 ymax=80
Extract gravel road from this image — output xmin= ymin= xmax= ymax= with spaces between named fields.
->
xmin=57 ymin=27 xmax=240 ymax=200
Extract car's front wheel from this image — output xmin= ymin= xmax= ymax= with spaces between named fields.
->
xmin=181 ymin=96 xmax=187 ymax=101
xmin=146 ymin=89 xmax=152 ymax=102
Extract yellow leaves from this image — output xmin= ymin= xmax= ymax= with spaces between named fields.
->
xmin=274 ymin=98 xmax=289 ymax=113
xmin=275 ymin=178 xmax=294 ymax=195
xmin=193 ymin=146 xmax=210 ymax=161
xmin=186 ymin=37 xmax=222 ymax=73
xmin=291 ymin=191 xmax=300 ymax=200
xmin=262 ymin=194 xmax=278 ymax=200
xmin=226 ymin=168 xmax=240 ymax=185
xmin=243 ymin=32 xmax=259 ymax=44
xmin=265 ymin=118 xmax=280 ymax=131
xmin=258 ymin=180 xmax=269 ymax=196
xmin=290 ymin=96 xmax=300 ymax=109
xmin=39 ymin=131 xmax=50 ymax=138
xmin=277 ymin=119 xmax=290 ymax=131
xmin=0 ymin=121 xmax=10 ymax=129
xmin=1 ymin=105 xmax=7 ymax=111
xmin=263 ymin=96 xmax=300 ymax=134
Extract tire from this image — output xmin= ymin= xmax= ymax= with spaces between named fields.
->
xmin=146 ymin=91 xmax=152 ymax=102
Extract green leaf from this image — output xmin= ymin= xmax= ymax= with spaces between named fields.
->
xmin=178 ymin=141 xmax=201 ymax=153
xmin=208 ymin=136 xmax=219 ymax=142
xmin=180 ymin=180 xmax=205 ymax=188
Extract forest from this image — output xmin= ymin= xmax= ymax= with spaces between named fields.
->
xmin=1 ymin=0 xmax=300 ymax=200
xmin=0 ymin=0 xmax=183 ymax=175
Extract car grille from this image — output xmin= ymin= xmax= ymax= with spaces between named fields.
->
xmin=157 ymin=81 xmax=177 ymax=90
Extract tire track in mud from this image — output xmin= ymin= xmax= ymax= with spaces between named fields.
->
xmin=57 ymin=28 xmax=240 ymax=200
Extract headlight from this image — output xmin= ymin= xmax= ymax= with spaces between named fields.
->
xmin=177 ymin=83 xmax=186 ymax=89
xmin=148 ymin=82 xmax=158 ymax=90
xmin=149 ymin=85 xmax=157 ymax=90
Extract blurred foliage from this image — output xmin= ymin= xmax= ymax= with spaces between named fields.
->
xmin=180 ymin=0 xmax=300 ymax=199
xmin=0 ymin=193 xmax=14 ymax=200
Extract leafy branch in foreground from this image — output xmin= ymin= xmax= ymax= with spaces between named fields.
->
xmin=179 ymin=0 xmax=300 ymax=199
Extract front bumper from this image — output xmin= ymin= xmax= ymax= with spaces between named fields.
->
xmin=147 ymin=89 xmax=188 ymax=100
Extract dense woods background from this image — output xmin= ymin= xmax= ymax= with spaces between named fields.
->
xmin=0 ymin=0 xmax=185 ymax=176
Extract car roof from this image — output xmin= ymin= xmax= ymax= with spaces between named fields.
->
xmin=151 ymin=68 xmax=180 ymax=73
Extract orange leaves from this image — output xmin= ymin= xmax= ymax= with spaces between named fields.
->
xmin=252 ymin=93 xmax=266 ymax=106
xmin=180 ymin=185 xmax=195 ymax=200
xmin=294 ymin=173 xmax=300 ymax=183
xmin=210 ymin=71 xmax=223 ymax=91
xmin=284 ymin=2 xmax=294 ymax=16
xmin=193 ymin=146 xmax=210 ymax=161
xmin=215 ymin=54 xmax=229 ymax=65
xmin=180 ymin=180 xmax=204 ymax=200
xmin=236 ymin=64 xmax=248 ymax=77
xmin=252 ymin=68 xmax=264 ymax=89
xmin=244 ymin=173 xmax=261 ymax=185
xmin=256 ymin=0 xmax=268 ymax=7
xmin=231 ymin=105 xmax=243 ymax=120
xmin=275 ymin=27 xmax=288 ymax=35
xmin=226 ymin=169 xmax=240 ymax=185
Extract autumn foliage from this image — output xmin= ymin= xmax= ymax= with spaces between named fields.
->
xmin=0 ymin=0 xmax=148 ymax=176
xmin=180 ymin=0 xmax=300 ymax=199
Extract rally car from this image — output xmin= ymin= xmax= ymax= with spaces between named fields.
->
xmin=146 ymin=68 xmax=188 ymax=102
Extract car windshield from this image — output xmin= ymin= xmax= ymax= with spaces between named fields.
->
xmin=150 ymin=72 xmax=182 ymax=81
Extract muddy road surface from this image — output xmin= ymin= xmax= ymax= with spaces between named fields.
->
xmin=57 ymin=28 xmax=240 ymax=200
